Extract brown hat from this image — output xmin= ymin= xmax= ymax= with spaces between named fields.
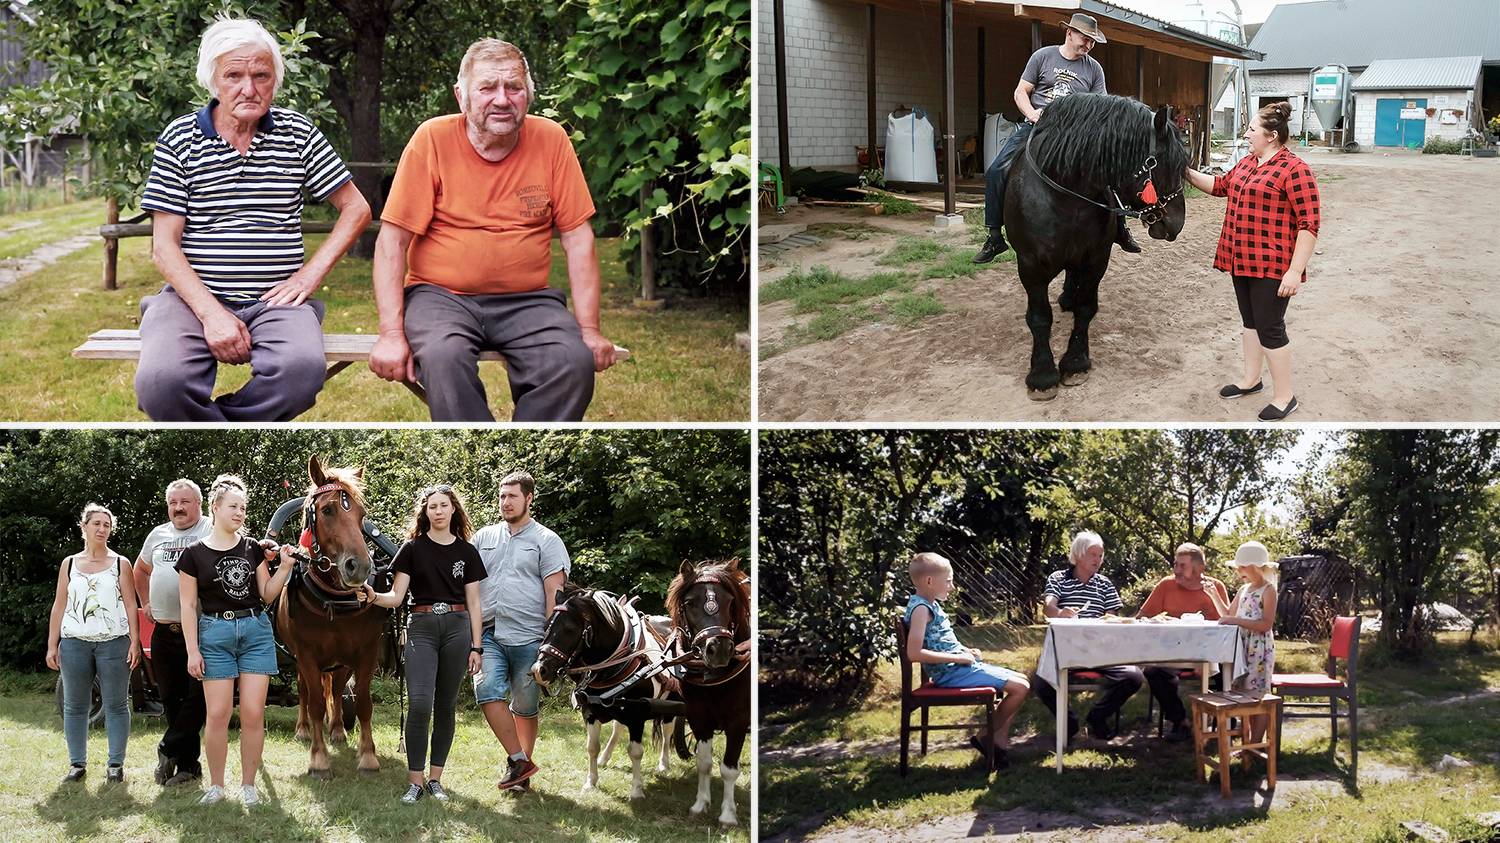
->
xmin=1060 ymin=12 xmax=1107 ymax=44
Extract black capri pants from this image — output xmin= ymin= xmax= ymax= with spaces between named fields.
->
xmin=1232 ymin=275 xmax=1291 ymax=349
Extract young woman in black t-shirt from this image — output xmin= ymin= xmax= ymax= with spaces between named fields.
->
xmin=364 ymin=484 xmax=486 ymax=804
xmin=178 ymin=475 xmax=296 ymax=807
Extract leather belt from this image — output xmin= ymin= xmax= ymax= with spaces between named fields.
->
xmin=412 ymin=602 xmax=465 ymax=615
xmin=217 ymin=607 xmax=263 ymax=620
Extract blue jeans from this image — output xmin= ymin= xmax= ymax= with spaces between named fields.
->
xmin=983 ymin=120 xmax=1033 ymax=230
xmin=473 ymin=629 xmax=542 ymax=717
xmin=197 ymin=612 xmax=277 ymax=679
xmin=60 ymin=635 xmax=131 ymax=767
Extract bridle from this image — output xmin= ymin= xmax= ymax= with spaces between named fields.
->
xmin=265 ymin=484 xmax=381 ymax=620
xmin=537 ymin=591 xmax=669 ymax=700
xmin=298 ymin=482 xmax=352 ymax=577
xmin=669 ymin=574 xmax=749 ymax=686
xmin=677 ymin=580 xmax=738 ymax=655
xmin=1023 ymin=116 xmax=1184 ymax=227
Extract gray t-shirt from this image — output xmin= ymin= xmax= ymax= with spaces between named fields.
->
xmin=1022 ymin=46 xmax=1106 ymax=114
xmin=474 ymin=519 xmax=571 ymax=645
xmin=138 ymin=517 xmax=213 ymax=622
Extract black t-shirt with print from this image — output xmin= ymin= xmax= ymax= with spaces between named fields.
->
xmin=392 ymin=534 xmax=486 ymax=606
xmin=177 ymin=537 xmax=268 ymax=615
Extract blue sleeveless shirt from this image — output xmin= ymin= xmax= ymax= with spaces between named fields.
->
xmin=904 ymin=594 xmax=963 ymax=683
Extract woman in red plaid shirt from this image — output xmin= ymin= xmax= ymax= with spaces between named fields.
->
xmin=1184 ymin=102 xmax=1320 ymax=421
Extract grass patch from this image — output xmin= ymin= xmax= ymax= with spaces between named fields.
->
xmin=869 ymin=190 xmax=919 ymax=215
xmin=923 ymin=248 xmax=991 ymax=278
xmin=2 ymin=674 xmax=748 ymax=841
xmin=760 ymin=265 xmax=910 ymax=313
xmin=887 ymin=291 xmax=946 ymax=325
xmin=804 ymin=222 xmax=883 ymax=241
xmin=0 ymin=223 xmax=748 ymax=421
xmin=761 ymin=630 xmax=1500 ymax=840
xmin=877 ymin=236 xmax=951 ymax=267
xmin=0 ymin=198 xmax=103 ymax=261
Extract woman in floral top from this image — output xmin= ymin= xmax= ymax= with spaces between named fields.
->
xmin=1184 ymin=102 xmax=1321 ymax=422
xmin=45 ymin=503 xmax=143 ymax=784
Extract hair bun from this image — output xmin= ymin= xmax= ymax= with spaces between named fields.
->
xmin=1274 ymin=102 xmax=1292 ymax=119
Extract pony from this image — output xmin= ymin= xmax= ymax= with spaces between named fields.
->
xmin=531 ymin=585 xmax=683 ymax=799
xmin=666 ymin=559 xmax=750 ymax=827
xmin=1005 ymin=93 xmax=1190 ymax=400
xmin=267 ymin=455 xmax=389 ymax=778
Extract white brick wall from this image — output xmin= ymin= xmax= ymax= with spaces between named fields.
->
xmin=1352 ymin=90 xmax=1477 ymax=147
xmin=759 ymin=0 xmax=1014 ymax=170
xmin=1247 ymin=70 xmax=1326 ymax=136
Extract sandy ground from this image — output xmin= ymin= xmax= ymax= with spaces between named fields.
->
xmin=757 ymin=148 xmax=1500 ymax=422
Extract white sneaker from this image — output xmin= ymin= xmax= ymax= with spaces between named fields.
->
xmin=199 ymin=785 xmax=225 ymax=805
xmin=241 ymin=785 xmax=259 ymax=806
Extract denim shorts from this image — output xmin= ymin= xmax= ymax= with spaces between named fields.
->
xmin=473 ymin=628 xmax=541 ymax=717
xmin=936 ymin=661 xmax=1029 ymax=691
xmin=198 ymin=612 xmax=277 ymax=680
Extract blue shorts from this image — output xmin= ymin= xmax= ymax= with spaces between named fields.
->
xmin=935 ymin=661 xmax=1029 ymax=692
xmin=472 ymin=628 xmax=541 ymax=717
xmin=198 ymin=612 xmax=277 ymax=680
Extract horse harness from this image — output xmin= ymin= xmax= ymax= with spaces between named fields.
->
xmin=1023 ymin=122 xmax=1183 ymax=227
xmin=666 ymin=576 xmax=750 ymax=688
xmin=541 ymin=591 xmax=686 ymax=709
xmin=286 ymin=482 xmax=380 ymax=622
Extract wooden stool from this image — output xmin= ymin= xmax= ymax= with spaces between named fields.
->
xmin=1188 ymin=691 xmax=1280 ymax=797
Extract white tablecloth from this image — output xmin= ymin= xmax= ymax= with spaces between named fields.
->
xmin=1036 ymin=619 xmax=1247 ymax=686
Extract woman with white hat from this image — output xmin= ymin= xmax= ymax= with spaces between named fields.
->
xmin=1209 ymin=541 xmax=1279 ymax=742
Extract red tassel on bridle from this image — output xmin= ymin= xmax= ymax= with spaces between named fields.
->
xmin=1139 ymin=179 xmax=1158 ymax=206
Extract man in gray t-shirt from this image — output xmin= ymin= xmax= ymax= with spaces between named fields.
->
xmin=132 ymin=478 xmax=213 ymax=787
xmin=974 ymin=12 xmax=1141 ymax=264
xmin=471 ymin=471 xmax=571 ymax=791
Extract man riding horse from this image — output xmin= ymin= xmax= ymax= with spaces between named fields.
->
xmin=973 ymin=12 xmax=1141 ymax=264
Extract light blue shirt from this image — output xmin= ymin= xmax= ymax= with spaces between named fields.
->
xmin=905 ymin=594 xmax=963 ymax=683
xmin=474 ymin=519 xmax=571 ymax=645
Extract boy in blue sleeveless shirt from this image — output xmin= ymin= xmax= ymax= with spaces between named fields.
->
xmin=904 ymin=552 xmax=1030 ymax=768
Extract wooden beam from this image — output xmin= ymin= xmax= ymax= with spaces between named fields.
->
xmin=102 ymin=198 xmax=118 ymax=290
xmin=978 ymin=26 xmax=986 ymax=134
xmin=775 ymin=0 xmax=791 ymax=180
xmin=1203 ymin=59 xmax=1213 ymax=167
xmin=1137 ymin=44 xmax=1145 ymax=102
xmin=943 ymin=0 xmax=956 ymax=214
xmin=1031 ymin=19 xmax=1041 ymax=52
xmin=869 ymin=4 xmax=878 ymax=172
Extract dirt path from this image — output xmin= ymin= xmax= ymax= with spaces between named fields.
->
xmin=0 ymin=232 xmax=97 ymax=293
xmin=757 ymin=149 xmax=1500 ymax=421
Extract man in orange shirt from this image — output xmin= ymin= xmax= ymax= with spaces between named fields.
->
xmin=1136 ymin=543 xmax=1230 ymax=742
xmin=369 ymin=38 xmax=617 ymax=421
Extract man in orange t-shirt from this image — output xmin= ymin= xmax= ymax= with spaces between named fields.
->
xmin=1136 ymin=542 xmax=1230 ymax=742
xmin=369 ymin=38 xmax=617 ymax=421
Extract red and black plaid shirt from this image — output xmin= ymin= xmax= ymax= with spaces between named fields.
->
xmin=1211 ymin=147 xmax=1321 ymax=281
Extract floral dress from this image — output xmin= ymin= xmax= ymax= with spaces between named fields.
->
xmin=1234 ymin=583 xmax=1275 ymax=695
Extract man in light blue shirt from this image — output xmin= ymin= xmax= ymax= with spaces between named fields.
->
xmin=472 ymin=471 xmax=570 ymax=792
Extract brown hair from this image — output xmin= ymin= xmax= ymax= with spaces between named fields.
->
xmin=1174 ymin=543 xmax=1206 ymax=567
xmin=408 ymin=484 xmax=474 ymax=542
xmin=1256 ymin=101 xmax=1292 ymax=145
xmin=499 ymin=471 xmax=535 ymax=498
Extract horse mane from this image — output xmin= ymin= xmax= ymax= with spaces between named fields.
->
xmin=306 ymin=465 xmax=367 ymax=512
xmin=1030 ymin=93 xmax=1183 ymax=188
xmin=667 ymin=560 xmax=750 ymax=642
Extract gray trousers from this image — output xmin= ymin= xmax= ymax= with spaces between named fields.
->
xmin=135 ymin=286 xmax=326 ymax=421
xmin=404 ymin=611 xmax=470 ymax=773
xmin=403 ymin=284 xmax=595 ymax=422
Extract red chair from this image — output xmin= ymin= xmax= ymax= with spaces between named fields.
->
xmin=896 ymin=617 xmax=997 ymax=775
xmin=1271 ymin=615 xmax=1360 ymax=778
xmin=1145 ymin=666 xmax=1200 ymax=736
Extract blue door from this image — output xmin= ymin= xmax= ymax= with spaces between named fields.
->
xmin=1374 ymin=98 xmax=1426 ymax=147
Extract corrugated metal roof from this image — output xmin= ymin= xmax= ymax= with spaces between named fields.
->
xmin=1352 ymin=56 xmax=1483 ymax=90
xmin=1248 ymin=0 xmax=1500 ymax=71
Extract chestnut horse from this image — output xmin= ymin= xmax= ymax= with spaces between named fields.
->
xmin=268 ymin=456 xmax=389 ymax=778
xmin=666 ymin=559 xmax=750 ymax=827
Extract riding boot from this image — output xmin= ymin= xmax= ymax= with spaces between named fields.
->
xmin=974 ymin=228 xmax=1008 ymax=264
xmin=1115 ymin=217 xmax=1143 ymax=253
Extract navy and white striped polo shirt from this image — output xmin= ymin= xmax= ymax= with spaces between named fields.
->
xmin=140 ymin=101 xmax=352 ymax=303
xmin=1044 ymin=568 xmax=1122 ymax=618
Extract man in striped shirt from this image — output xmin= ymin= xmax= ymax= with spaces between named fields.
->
xmin=1029 ymin=530 xmax=1144 ymax=740
xmin=136 ymin=18 xmax=371 ymax=421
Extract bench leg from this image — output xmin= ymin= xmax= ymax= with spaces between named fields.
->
xmin=324 ymin=361 xmax=353 ymax=382
xmin=919 ymin=706 xmax=929 ymax=756
xmin=1218 ymin=717 xmax=1232 ymax=798
xmin=401 ymin=379 xmax=429 ymax=405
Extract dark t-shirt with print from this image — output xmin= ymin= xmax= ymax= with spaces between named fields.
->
xmin=177 ymin=537 xmax=268 ymax=615
xmin=393 ymin=534 xmax=486 ymax=606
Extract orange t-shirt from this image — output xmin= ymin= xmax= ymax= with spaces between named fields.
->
xmin=381 ymin=113 xmax=596 ymax=295
xmin=1138 ymin=576 xmax=1230 ymax=620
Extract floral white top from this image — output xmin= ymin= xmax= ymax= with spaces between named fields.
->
xmin=60 ymin=554 xmax=130 ymax=642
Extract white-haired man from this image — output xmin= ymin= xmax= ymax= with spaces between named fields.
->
xmin=369 ymin=38 xmax=616 ymax=422
xmin=132 ymin=478 xmax=214 ymax=786
xmin=137 ymin=17 xmax=371 ymax=421
xmin=1029 ymin=530 xmax=1143 ymax=740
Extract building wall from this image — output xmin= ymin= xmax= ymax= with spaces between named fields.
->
xmin=1352 ymin=89 xmax=1476 ymax=146
xmin=1248 ymin=69 xmax=1329 ymax=136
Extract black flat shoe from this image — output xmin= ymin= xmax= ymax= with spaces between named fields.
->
xmin=155 ymin=750 xmax=175 ymax=785
xmin=1219 ymin=381 xmax=1263 ymax=399
xmin=968 ymin=735 xmax=991 ymax=760
xmin=106 ymin=765 xmax=124 ymax=783
xmin=1258 ymin=396 xmax=1298 ymax=421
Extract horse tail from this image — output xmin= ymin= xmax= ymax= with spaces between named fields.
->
xmin=322 ymin=672 xmax=337 ymax=729
xmin=672 ymin=715 xmax=690 ymax=760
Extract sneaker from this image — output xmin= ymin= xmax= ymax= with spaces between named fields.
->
xmin=199 ymin=785 xmax=225 ymax=805
xmin=241 ymin=785 xmax=259 ymax=806
xmin=63 ymin=764 xmax=86 ymax=783
xmin=973 ymin=230 xmax=1008 ymax=264
xmin=497 ymin=757 xmax=539 ymax=790
xmin=155 ymin=751 xmax=175 ymax=785
xmin=106 ymin=765 xmax=124 ymax=783
xmin=164 ymin=770 xmax=201 ymax=787
xmin=1258 ymin=396 xmax=1298 ymax=421
xmin=400 ymin=782 xmax=425 ymax=804
xmin=425 ymin=780 xmax=449 ymax=802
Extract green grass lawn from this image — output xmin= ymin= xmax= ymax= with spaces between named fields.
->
xmin=0 ymin=198 xmax=104 ymax=260
xmin=761 ymin=628 xmax=1500 ymax=842
xmin=2 ymin=672 xmax=749 ymax=842
xmin=0 ymin=208 xmax=748 ymax=421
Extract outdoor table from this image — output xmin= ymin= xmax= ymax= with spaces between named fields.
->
xmin=1037 ymin=618 xmax=1247 ymax=772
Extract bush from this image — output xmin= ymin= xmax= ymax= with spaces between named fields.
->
xmin=1422 ymin=136 xmax=1464 ymax=155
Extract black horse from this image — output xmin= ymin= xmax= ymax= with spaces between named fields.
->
xmin=531 ymin=585 xmax=682 ymax=799
xmin=1006 ymin=93 xmax=1189 ymax=400
xmin=666 ymin=559 xmax=750 ymax=827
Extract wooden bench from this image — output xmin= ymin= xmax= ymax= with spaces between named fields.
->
xmin=73 ymin=328 xmax=630 ymax=406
